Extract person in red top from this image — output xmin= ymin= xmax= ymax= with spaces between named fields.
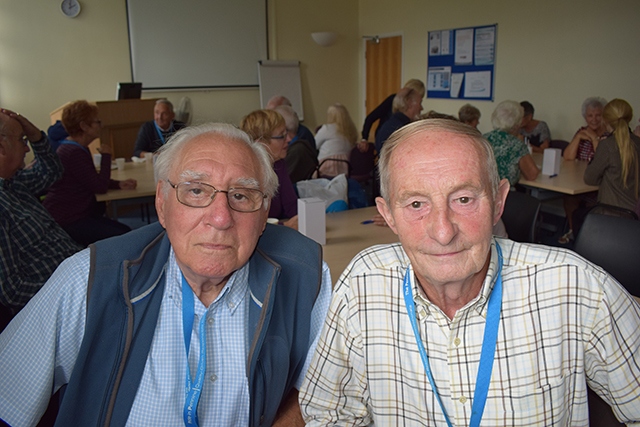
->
xmin=43 ymin=100 xmax=137 ymax=246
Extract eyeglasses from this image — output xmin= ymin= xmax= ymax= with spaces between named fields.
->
xmin=270 ymin=131 xmax=287 ymax=140
xmin=167 ymin=180 xmax=266 ymax=212
xmin=0 ymin=133 xmax=28 ymax=146
xmin=92 ymin=119 xmax=102 ymax=126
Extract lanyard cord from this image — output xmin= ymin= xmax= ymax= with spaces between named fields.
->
xmin=181 ymin=274 xmax=207 ymax=426
xmin=154 ymin=122 xmax=173 ymax=145
xmin=402 ymin=243 xmax=503 ymax=427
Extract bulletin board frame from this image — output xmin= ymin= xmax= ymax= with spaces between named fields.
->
xmin=426 ymin=24 xmax=497 ymax=101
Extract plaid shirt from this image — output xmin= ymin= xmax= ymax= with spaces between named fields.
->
xmin=0 ymin=133 xmax=81 ymax=312
xmin=300 ymin=238 xmax=640 ymax=426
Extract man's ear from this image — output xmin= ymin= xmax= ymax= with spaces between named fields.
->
xmin=375 ymin=196 xmax=398 ymax=234
xmin=155 ymin=180 xmax=167 ymax=227
xmin=493 ymin=179 xmax=510 ymax=225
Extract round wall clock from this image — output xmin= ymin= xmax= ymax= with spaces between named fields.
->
xmin=61 ymin=0 xmax=81 ymax=18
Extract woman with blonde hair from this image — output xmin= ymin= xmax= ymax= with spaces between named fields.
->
xmin=315 ymin=103 xmax=358 ymax=177
xmin=584 ymin=98 xmax=640 ymax=211
xmin=240 ymin=109 xmax=298 ymax=227
xmin=359 ymin=79 xmax=425 ymax=144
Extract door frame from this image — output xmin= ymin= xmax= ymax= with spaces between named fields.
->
xmin=360 ymin=31 xmax=404 ymax=133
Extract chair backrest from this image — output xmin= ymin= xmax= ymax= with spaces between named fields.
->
xmin=501 ymin=190 xmax=541 ymax=243
xmin=349 ymin=145 xmax=375 ymax=182
xmin=316 ymin=156 xmax=351 ymax=179
xmin=587 ymin=203 xmax=639 ymax=220
xmin=574 ymin=213 xmax=640 ymax=296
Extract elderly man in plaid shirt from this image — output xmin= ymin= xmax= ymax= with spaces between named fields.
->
xmin=0 ymin=109 xmax=80 ymax=326
xmin=300 ymin=119 xmax=640 ymax=426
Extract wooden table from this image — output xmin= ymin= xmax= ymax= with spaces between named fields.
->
xmin=96 ymin=160 xmax=157 ymax=220
xmin=323 ymin=206 xmax=398 ymax=282
xmin=96 ymin=160 xmax=157 ymax=202
xmin=518 ymin=153 xmax=598 ymax=195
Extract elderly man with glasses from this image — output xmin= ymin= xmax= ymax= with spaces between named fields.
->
xmin=0 ymin=123 xmax=332 ymax=427
xmin=0 ymin=109 xmax=81 ymax=327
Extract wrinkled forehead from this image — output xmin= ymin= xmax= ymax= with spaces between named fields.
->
xmin=154 ymin=104 xmax=172 ymax=114
xmin=173 ymin=135 xmax=262 ymax=183
xmin=391 ymin=130 xmax=490 ymax=186
xmin=0 ymin=115 xmax=20 ymax=136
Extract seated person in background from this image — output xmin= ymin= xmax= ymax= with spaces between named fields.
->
xmin=241 ymin=109 xmax=298 ymax=228
xmin=359 ymin=79 xmax=425 ymax=150
xmin=299 ymin=118 xmax=640 ymax=426
xmin=559 ymin=97 xmax=608 ymax=244
xmin=0 ymin=109 xmax=81 ymax=322
xmin=275 ymin=104 xmax=318 ymax=183
xmin=375 ymin=87 xmax=423 ymax=155
xmin=46 ymin=120 xmax=68 ymax=152
xmin=0 ymin=123 xmax=332 ymax=426
xmin=458 ymin=103 xmax=481 ymax=128
xmin=132 ymin=99 xmax=185 ymax=158
xmin=266 ymin=95 xmax=316 ymax=147
xmin=315 ymin=103 xmax=358 ymax=177
xmin=519 ymin=100 xmax=551 ymax=153
xmin=584 ymin=98 xmax=640 ymax=211
xmin=483 ymin=100 xmax=539 ymax=186
xmin=564 ymin=96 xmax=609 ymax=162
xmin=43 ymin=100 xmax=136 ymax=247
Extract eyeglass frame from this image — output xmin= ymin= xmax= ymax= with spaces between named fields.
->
xmin=166 ymin=180 xmax=267 ymax=212
xmin=269 ymin=130 xmax=288 ymax=140
xmin=0 ymin=133 xmax=28 ymax=146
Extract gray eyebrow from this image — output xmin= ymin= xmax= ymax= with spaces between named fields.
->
xmin=235 ymin=177 xmax=260 ymax=189
xmin=179 ymin=170 xmax=260 ymax=189
xmin=179 ymin=169 xmax=208 ymax=181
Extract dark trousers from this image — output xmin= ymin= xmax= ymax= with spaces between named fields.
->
xmin=63 ymin=216 xmax=131 ymax=247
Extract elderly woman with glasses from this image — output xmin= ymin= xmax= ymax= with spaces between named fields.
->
xmin=241 ymin=109 xmax=298 ymax=228
xmin=43 ymin=100 xmax=137 ymax=246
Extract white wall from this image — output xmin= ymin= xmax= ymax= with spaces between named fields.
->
xmin=358 ymin=0 xmax=640 ymax=140
xmin=3 ymin=0 xmax=638 ymax=148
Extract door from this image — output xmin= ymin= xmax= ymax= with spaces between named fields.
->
xmin=365 ymin=35 xmax=402 ymax=141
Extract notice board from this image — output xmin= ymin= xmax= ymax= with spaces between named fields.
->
xmin=427 ymin=24 xmax=497 ymax=101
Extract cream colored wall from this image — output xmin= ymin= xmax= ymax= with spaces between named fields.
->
xmin=1 ymin=0 xmax=359 ymax=157
xmin=271 ymin=0 xmax=360 ymax=131
xmin=7 ymin=0 xmax=636 ymax=152
xmin=358 ymin=0 xmax=640 ymax=140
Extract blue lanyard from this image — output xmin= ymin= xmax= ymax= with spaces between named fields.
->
xmin=402 ymin=243 xmax=503 ymax=427
xmin=181 ymin=275 xmax=207 ymax=426
xmin=154 ymin=122 xmax=172 ymax=145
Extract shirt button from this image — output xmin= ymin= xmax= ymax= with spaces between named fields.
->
xmin=459 ymin=396 xmax=467 ymax=404
xmin=228 ymin=302 xmax=235 ymax=309
xmin=208 ymin=317 xmax=214 ymax=325
xmin=418 ymin=307 xmax=427 ymax=320
xmin=210 ymin=374 xmax=217 ymax=382
xmin=454 ymin=337 xmax=461 ymax=346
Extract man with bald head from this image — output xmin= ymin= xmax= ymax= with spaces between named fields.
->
xmin=0 ymin=109 xmax=80 ymax=323
xmin=300 ymin=119 xmax=640 ymax=425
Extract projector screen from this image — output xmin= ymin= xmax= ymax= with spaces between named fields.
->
xmin=126 ymin=0 xmax=268 ymax=89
